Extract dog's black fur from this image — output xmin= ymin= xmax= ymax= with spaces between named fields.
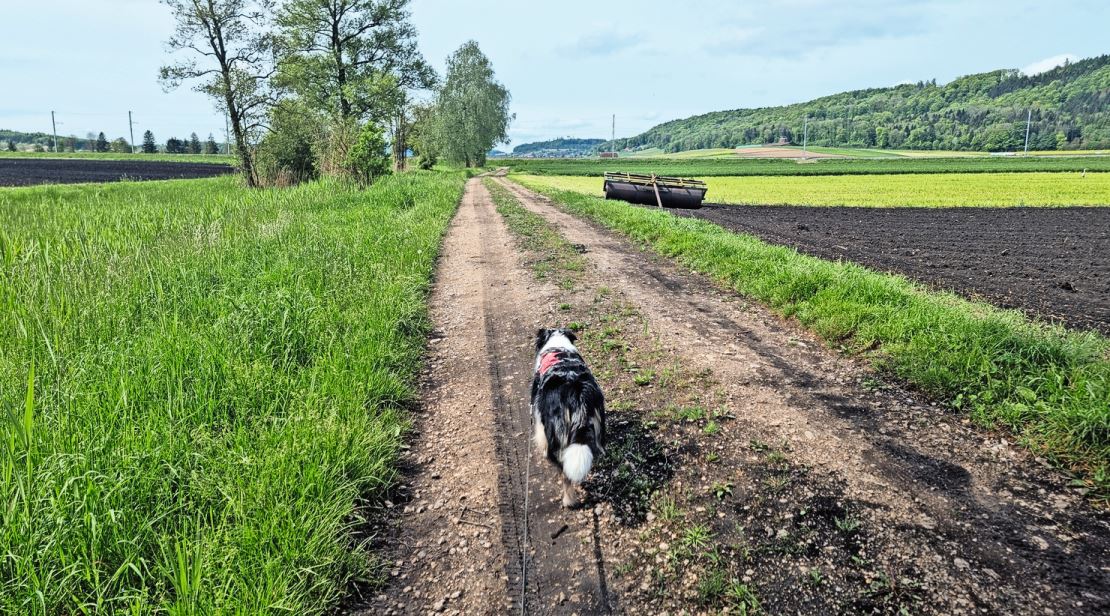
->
xmin=531 ymin=328 xmax=606 ymax=507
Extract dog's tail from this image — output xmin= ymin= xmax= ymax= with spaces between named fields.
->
xmin=560 ymin=444 xmax=593 ymax=484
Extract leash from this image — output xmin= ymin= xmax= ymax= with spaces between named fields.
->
xmin=521 ymin=404 xmax=532 ymax=616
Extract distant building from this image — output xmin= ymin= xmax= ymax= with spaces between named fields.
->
xmin=599 ymin=152 xmax=618 ymax=158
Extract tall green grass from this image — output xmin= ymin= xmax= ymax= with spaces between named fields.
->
xmin=514 ymin=178 xmax=1110 ymax=493
xmin=0 ymin=172 xmax=464 ymax=613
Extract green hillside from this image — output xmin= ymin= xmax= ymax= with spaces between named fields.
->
xmin=513 ymin=137 xmax=606 ymax=157
xmin=612 ymin=54 xmax=1110 ymax=153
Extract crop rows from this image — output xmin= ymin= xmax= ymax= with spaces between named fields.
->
xmin=503 ymin=155 xmax=1110 ymax=177
xmin=516 ymin=172 xmax=1110 ymax=207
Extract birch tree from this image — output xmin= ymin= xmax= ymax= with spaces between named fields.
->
xmin=433 ymin=41 xmax=512 ymax=167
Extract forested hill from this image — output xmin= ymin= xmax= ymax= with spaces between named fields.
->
xmin=513 ymin=137 xmax=605 ymax=157
xmin=613 ymin=54 xmax=1110 ymax=153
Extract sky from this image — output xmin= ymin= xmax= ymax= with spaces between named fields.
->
xmin=1 ymin=1 xmax=1107 ymax=149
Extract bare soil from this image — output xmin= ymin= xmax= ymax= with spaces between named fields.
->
xmin=0 ymin=158 xmax=233 ymax=186
xmin=680 ymin=204 xmax=1110 ymax=334
xmin=357 ymin=175 xmax=1109 ymax=615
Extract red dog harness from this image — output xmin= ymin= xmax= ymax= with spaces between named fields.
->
xmin=538 ymin=350 xmax=562 ymax=375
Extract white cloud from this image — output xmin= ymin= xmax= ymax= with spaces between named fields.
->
xmin=1021 ymin=53 xmax=1078 ymax=75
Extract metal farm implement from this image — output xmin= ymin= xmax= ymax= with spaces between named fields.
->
xmin=603 ymin=171 xmax=707 ymax=209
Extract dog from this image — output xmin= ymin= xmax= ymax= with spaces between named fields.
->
xmin=530 ymin=327 xmax=606 ymax=507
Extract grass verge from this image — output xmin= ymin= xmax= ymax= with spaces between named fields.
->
xmin=0 ymin=172 xmax=465 ymax=613
xmin=511 ymin=177 xmax=1110 ymax=497
xmin=516 ymin=172 xmax=1110 ymax=207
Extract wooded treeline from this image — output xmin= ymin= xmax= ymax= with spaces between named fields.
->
xmin=610 ymin=55 xmax=1110 ymax=153
xmin=159 ymin=0 xmax=512 ymax=186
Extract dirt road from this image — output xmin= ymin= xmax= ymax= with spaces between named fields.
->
xmin=358 ymin=176 xmax=1109 ymax=615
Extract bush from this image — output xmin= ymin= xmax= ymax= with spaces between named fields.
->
xmin=255 ymin=101 xmax=324 ymax=186
xmin=416 ymin=152 xmax=437 ymax=170
xmin=347 ymin=123 xmax=391 ymax=187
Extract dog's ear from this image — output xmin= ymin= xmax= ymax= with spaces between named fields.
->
xmin=535 ymin=328 xmax=552 ymax=351
xmin=562 ymin=328 xmax=578 ymax=343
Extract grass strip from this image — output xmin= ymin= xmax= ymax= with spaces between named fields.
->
xmin=0 ymin=171 xmax=465 ymax=614
xmin=512 ymin=177 xmax=1110 ymax=498
xmin=484 ymin=178 xmax=585 ymax=287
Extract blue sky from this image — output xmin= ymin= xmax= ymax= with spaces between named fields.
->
xmin=1 ymin=1 xmax=1107 ymax=148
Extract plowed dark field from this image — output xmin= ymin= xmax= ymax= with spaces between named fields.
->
xmin=677 ymin=204 xmax=1110 ymax=334
xmin=0 ymin=158 xmax=234 ymax=186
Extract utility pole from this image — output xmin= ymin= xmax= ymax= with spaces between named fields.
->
xmin=1024 ymin=108 xmax=1032 ymax=155
xmin=802 ymin=116 xmax=809 ymax=159
xmin=128 ymin=111 xmax=136 ymax=154
xmin=51 ymin=111 xmax=58 ymax=153
xmin=611 ymin=114 xmax=616 ymax=156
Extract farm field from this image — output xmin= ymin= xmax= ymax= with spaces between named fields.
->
xmin=0 ymin=172 xmax=464 ymax=613
xmin=511 ymin=176 xmax=1110 ymax=479
xmin=516 ymin=172 xmax=1110 ymax=207
xmin=503 ymin=155 xmax=1110 ymax=177
xmin=0 ymin=150 xmax=236 ymax=164
xmin=674 ymin=204 xmax=1110 ymax=334
xmin=0 ymin=157 xmax=234 ymax=186
xmin=618 ymin=146 xmax=1110 ymax=160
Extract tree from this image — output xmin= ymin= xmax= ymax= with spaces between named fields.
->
xmin=64 ymin=136 xmax=78 ymax=152
xmin=5 ymin=140 xmax=15 ymax=152
xmin=205 ymin=133 xmax=220 ymax=154
xmin=276 ymin=0 xmax=427 ymax=121
xmin=432 ymin=41 xmax=512 ymax=167
xmin=110 ymin=138 xmax=132 ymax=153
xmin=95 ymin=132 xmax=110 ymax=152
xmin=188 ymin=132 xmax=203 ymax=154
xmin=142 ymin=130 xmax=158 ymax=153
xmin=160 ymin=0 xmax=277 ymax=186
xmin=166 ymin=137 xmax=187 ymax=154
xmin=276 ymin=0 xmax=437 ymax=172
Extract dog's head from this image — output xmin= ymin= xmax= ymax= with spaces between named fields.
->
xmin=535 ymin=327 xmax=578 ymax=353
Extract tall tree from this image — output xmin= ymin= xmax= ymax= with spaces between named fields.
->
xmin=142 ymin=130 xmax=158 ymax=153
xmin=433 ymin=41 xmax=512 ymax=167
xmin=276 ymin=0 xmax=431 ymax=124
xmin=160 ymin=0 xmax=277 ymax=186
xmin=110 ymin=138 xmax=132 ymax=153
xmin=95 ymin=132 xmax=110 ymax=152
xmin=189 ymin=132 xmax=203 ymax=154
xmin=205 ymin=133 xmax=220 ymax=154
xmin=166 ymin=137 xmax=186 ymax=154
xmin=5 ymin=140 xmax=15 ymax=152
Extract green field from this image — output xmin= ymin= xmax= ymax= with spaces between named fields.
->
xmin=0 ymin=150 xmax=236 ymax=165
xmin=615 ymin=146 xmax=1110 ymax=160
xmin=516 ymin=172 xmax=1110 ymax=207
xmin=502 ymin=155 xmax=1110 ymax=178
xmin=512 ymin=177 xmax=1110 ymax=492
xmin=0 ymin=173 xmax=464 ymax=613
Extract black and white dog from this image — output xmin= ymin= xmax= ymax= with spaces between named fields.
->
xmin=531 ymin=328 xmax=606 ymax=507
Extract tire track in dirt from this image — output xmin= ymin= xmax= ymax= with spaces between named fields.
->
xmin=357 ymin=178 xmax=611 ymax=615
xmin=493 ymin=176 xmax=1110 ymax=615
